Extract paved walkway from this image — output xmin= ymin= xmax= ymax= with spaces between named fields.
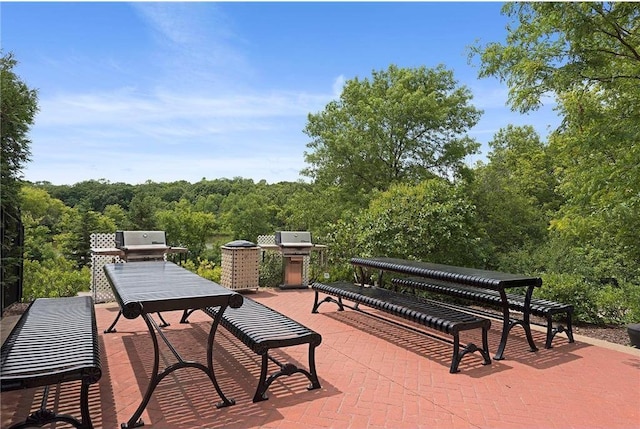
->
xmin=2 ymin=288 xmax=639 ymax=428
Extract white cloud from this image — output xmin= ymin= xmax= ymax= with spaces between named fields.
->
xmin=332 ymin=75 xmax=346 ymax=98
xmin=36 ymin=88 xmax=330 ymax=129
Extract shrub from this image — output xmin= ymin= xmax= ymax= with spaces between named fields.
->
xmin=540 ymin=273 xmax=640 ymax=325
xmin=259 ymin=252 xmax=283 ymax=288
xmin=181 ymin=258 xmax=221 ymax=282
xmin=539 ymin=273 xmax=599 ymax=324
xmin=23 ymin=257 xmax=90 ymax=301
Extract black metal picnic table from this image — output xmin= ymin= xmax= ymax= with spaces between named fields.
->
xmin=103 ymin=261 xmax=243 ymax=428
xmin=350 ymin=257 xmax=542 ymax=360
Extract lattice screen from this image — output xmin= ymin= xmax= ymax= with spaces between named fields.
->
xmin=257 ymin=234 xmax=275 ymax=245
xmin=90 ymin=233 xmax=121 ymax=303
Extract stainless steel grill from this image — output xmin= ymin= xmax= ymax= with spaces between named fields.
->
xmin=275 ymin=231 xmax=313 ymax=289
xmin=115 ymin=230 xmax=171 ymax=262
xmin=275 ymin=231 xmax=313 ymax=256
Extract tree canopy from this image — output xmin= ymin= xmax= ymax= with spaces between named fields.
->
xmin=303 ymin=64 xmax=482 ymax=206
xmin=471 ymin=1 xmax=640 ymax=280
xmin=470 ymin=2 xmax=640 ymax=113
xmin=1 ymin=52 xmax=39 ymax=306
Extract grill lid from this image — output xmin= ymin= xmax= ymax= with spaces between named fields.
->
xmin=115 ymin=231 xmax=167 ymax=248
xmin=275 ymin=231 xmax=313 ymax=248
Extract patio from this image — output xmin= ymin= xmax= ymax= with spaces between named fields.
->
xmin=2 ymin=287 xmax=639 ymax=429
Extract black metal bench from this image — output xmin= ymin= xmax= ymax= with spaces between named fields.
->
xmin=190 ymin=297 xmax=322 ymax=402
xmin=392 ymin=277 xmax=574 ymax=348
xmin=1 ymin=296 xmax=102 ymax=429
xmin=312 ymin=281 xmax=492 ymax=373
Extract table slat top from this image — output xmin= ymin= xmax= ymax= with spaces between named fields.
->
xmin=350 ymin=257 xmax=541 ymax=289
xmin=104 ymin=261 xmax=243 ymax=318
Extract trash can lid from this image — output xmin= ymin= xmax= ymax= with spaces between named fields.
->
xmin=224 ymin=239 xmax=257 ymax=248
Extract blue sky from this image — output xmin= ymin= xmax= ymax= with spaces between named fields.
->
xmin=3 ymin=2 xmax=559 ymax=185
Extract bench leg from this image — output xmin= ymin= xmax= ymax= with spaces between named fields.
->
xmin=312 ymin=290 xmax=344 ymax=313
xmin=451 ymin=335 xmax=462 ymax=373
xmin=544 ymin=311 xmax=575 ymax=348
xmin=565 ymin=311 xmax=575 ymax=343
xmin=480 ymin=327 xmax=492 ymax=366
xmin=79 ymin=382 xmax=94 ymax=429
xmin=450 ymin=330 xmax=492 ymax=374
xmin=253 ymin=347 xmax=322 ymax=402
xmin=307 ymin=342 xmax=322 ymax=392
xmin=253 ymin=354 xmax=271 ymax=402
xmin=9 ymin=383 xmax=95 ymax=429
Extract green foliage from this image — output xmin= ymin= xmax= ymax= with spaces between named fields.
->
xmin=470 ymin=2 xmax=640 ymax=113
xmin=539 ymin=273 xmax=640 ymax=325
xmin=325 ymin=179 xmax=486 ymax=268
xmin=103 ymin=204 xmax=134 ymax=230
xmin=38 ymin=179 xmax=136 ymax=213
xmin=1 ymin=52 xmax=37 ymax=196
xmin=469 ymin=125 xmax=563 ymax=265
xmin=156 ymin=199 xmax=216 ymax=259
xmin=22 ymin=257 xmax=90 ymax=300
xmin=1 ymin=52 xmax=38 ymax=302
xmin=538 ymin=273 xmax=600 ymax=324
xmin=181 ymin=259 xmax=222 ymax=283
xmin=549 ymin=86 xmax=640 ymax=281
xmin=304 ymin=64 xmax=481 ymax=207
xmin=281 ymin=184 xmax=360 ymax=238
xmin=472 ymin=2 xmax=640 ymax=283
xmin=259 ymin=252 xmax=283 ymax=288
xmin=220 ymin=192 xmax=276 ymax=242
xmin=128 ymin=194 xmax=163 ymax=230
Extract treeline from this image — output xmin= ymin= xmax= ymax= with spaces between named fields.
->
xmin=22 ymin=123 xmax=640 ymax=325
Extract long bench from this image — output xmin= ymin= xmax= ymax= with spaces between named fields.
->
xmin=1 ymin=296 xmax=102 ymax=429
xmin=188 ymin=297 xmax=322 ymax=402
xmin=312 ymin=281 xmax=492 ymax=373
xmin=392 ymin=277 xmax=574 ymax=348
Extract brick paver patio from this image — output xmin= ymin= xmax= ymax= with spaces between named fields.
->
xmin=2 ymin=288 xmax=639 ymax=428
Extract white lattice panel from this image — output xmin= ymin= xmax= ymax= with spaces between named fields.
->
xmin=303 ymin=255 xmax=310 ymax=287
xmin=90 ymin=233 xmax=122 ymax=303
xmin=257 ymin=235 xmax=275 ymax=245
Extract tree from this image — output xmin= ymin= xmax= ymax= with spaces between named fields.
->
xmin=156 ymin=199 xmax=216 ymax=258
xmin=470 ymin=2 xmax=640 ymax=113
xmin=20 ymin=186 xmax=71 ymax=262
xmin=103 ymin=204 xmax=133 ymax=230
xmin=1 ymin=52 xmax=38 ymax=306
xmin=220 ymin=192 xmax=275 ymax=242
xmin=471 ymin=2 xmax=640 ymax=281
xmin=128 ymin=194 xmax=163 ymax=230
xmin=58 ymin=203 xmax=115 ymax=268
xmin=1 ymin=53 xmax=37 ymax=202
xmin=326 ymin=179 xmax=486 ymax=269
xmin=469 ymin=125 xmax=561 ymax=260
xmin=303 ymin=64 xmax=482 ymax=207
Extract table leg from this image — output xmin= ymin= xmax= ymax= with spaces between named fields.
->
xmin=206 ymin=305 xmax=236 ymax=409
xmin=522 ymin=285 xmax=538 ymax=352
xmin=121 ymin=309 xmax=235 ymax=428
xmin=104 ymin=310 xmax=122 ymax=333
xmin=494 ymin=287 xmax=539 ymax=360
xmin=494 ymin=289 xmax=512 ymax=360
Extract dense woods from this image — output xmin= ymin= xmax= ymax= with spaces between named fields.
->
xmin=3 ymin=3 xmax=639 ymax=326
